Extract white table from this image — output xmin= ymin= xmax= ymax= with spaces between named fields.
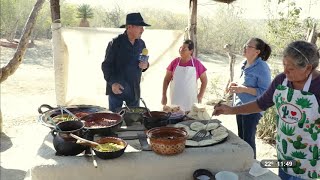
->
xmin=27 ymin=127 xmax=279 ymax=180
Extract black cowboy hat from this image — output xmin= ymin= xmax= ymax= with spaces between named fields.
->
xmin=119 ymin=13 xmax=151 ymax=28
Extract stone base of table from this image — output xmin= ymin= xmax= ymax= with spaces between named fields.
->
xmin=27 ymin=128 xmax=279 ymax=180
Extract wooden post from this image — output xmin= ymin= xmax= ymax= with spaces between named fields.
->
xmin=188 ymin=0 xmax=198 ymax=57
xmin=225 ymin=44 xmax=236 ymax=82
xmin=50 ymin=0 xmax=67 ymax=105
xmin=50 ymin=0 xmax=61 ymax=23
xmin=223 ymin=44 xmax=236 ymax=102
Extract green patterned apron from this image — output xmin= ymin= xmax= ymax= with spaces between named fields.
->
xmin=274 ymin=75 xmax=320 ymax=179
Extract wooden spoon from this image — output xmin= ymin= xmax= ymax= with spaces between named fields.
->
xmin=70 ymin=134 xmax=107 ymax=151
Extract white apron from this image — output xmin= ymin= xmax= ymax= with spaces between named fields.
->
xmin=170 ymin=58 xmax=197 ymax=111
xmin=273 ymin=75 xmax=320 ymax=179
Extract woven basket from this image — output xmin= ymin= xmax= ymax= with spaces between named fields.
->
xmin=213 ymin=0 xmax=236 ymax=4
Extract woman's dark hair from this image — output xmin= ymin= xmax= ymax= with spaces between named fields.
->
xmin=183 ymin=39 xmax=194 ymax=50
xmin=252 ymin=38 xmax=272 ymax=61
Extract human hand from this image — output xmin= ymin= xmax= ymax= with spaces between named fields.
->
xmin=212 ymin=104 xmax=233 ymax=116
xmin=226 ymin=82 xmax=237 ymax=93
xmin=139 ymin=61 xmax=148 ymax=70
xmin=229 ymin=83 xmax=245 ymax=94
xmin=111 ymin=83 xmax=124 ymax=94
xmin=161 ymin=95 xmax=167 ymax=105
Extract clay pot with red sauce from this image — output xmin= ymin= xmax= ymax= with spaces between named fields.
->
xmin=81 ymin=111 xmax=124 ymax=137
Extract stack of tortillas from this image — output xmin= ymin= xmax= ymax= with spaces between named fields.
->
xmin=187 ymin=103 xmax=213 ymax=120
xmin=163 ymin=105 xmax=182 ymax=113
xmin=174 ymin=121 xmax=228 ymax=146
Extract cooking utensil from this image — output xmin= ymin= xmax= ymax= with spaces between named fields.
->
xmin=51 ymin=121 xmax=87 ymax=156
xmin=38 ymin=104 xmax=106 ymax=129
xmin=192 ymin=99 xmax=222 ymax=142
xmin=122 ymin=101 xmax=131 ymax=111
xmin=137 ymin=132 xmax=151 ymax=151
xmin=48 ymin=116 xmax=62 ymax=131
xmin=140 ymin=98 xmax=152 ymax=117
xmin=192 ymin=116 xmax=214 ymax=142
xmin=81 ymin=111 xmax=124 ymax=137
xmin=90 ymin=148 xmax=98 ymax=168
xmin=115 ymin=106 xmax=148 ymax=126
xmin=143 ymin=111 xmax=171 ymax=129
xmin=70 ymin=133 xmax=108 ymax=151
xmin=59 ymin=106 xmax=81 ymax=121
xmin=93 ymin=137 xmax=127 ymax=160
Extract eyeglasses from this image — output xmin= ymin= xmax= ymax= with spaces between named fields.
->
xmin=243 ymin=44 xmax=256 ymax=49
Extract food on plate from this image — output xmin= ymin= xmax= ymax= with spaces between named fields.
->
xmin=74 ymin=112 xmax=90 ymax=118
xmin=212 ymin=131 xmax=229 ymax=141
xmin=84 ymin=118 xmax=118 ymax=128
xmin=190 ymin=122 xmax=205 ymax=131
xmin=53 ymin=114 xmax=74 ymax=123
xmin=52 ymin=112 xmax=90 ymax=123
xmin=186 ymin=129 xmax=197 ymax=139
xmin=94 ymin=142 xmax=124 ymax=152
xmin=174 ymin=123 xmax=190 ymax=131
xmin=127 ymin=108 xmax=146 ymax=113
xmin=211 ymin=127 xmax=228 ymax=141
xmin=186 ymin=140 xmax=199 ymax=146
xmin=176 ymin=121 xmax=228 ymax=146
xmin=206 ymin=123 xmax=219 ymax=131
xmin=211 ymin=126 xmax=228 ymax=134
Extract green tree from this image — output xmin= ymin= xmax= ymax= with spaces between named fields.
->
xmin=0 ymin=0 xmax=35 ymax=40
xmin=266 ymin=0 xmax=308 ymax=54
xmin=76 ymin=4 xmax=94 ymax=27
xmin=61 ymin=3 xmax=78 ymax=27
xmin=103 ymin=4 xmax=124 ymax=28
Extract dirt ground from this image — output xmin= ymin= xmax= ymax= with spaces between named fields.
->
xmin=0 ymin=39 xmax=278 ymax=180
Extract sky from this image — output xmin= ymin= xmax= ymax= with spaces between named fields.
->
xmin=65 ymin=0 xmax=320 ymax=19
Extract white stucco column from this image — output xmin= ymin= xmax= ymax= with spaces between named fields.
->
xmin=51 ymin=23 xmax=68 ymax=105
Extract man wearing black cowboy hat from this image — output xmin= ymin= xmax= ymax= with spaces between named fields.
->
xmin=102 ymin=12 xmax=151 ymax=112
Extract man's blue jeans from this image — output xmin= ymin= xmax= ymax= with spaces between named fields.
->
xmin=108 ymin=95 xmax=140 ymax=112
xmin=236 ymin=113 xmax=261 ymax=159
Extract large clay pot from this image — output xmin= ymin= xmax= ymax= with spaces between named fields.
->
xmin=38 ymin=104 xmax=107 ymax=130
xmin=51 ymin=121 xmax=87 ymax=156
xmin=146 ymin=127 xmax=188 ymax=155
xmin=143 ymin=111 xmax=171 ymax=129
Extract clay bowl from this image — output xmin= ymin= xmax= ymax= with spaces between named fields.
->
xmin=92 ymin=137 xmax=127 ymax=160
xmin=146 ymin=127 xmax=188 ymax=155
xmin=193 ymin=169 xmax=214 ymax=180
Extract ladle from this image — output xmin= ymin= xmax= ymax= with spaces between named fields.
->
xmin=123 ymin=101 xmax=131 ymax=111
xmin=48 ymin=116 xmax=62 ymax=131
xmin=70 ymin=134 xmax=108 ymax=151
xmin=59 ymin=106 xmax=81 ymax=121
xmin=140 ymin=98 xmax=152 ymax=117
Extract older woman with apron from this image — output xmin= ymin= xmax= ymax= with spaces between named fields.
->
xmin=213 ymin=40 xmax=320 ymax=179
xmin=162 ymin=40 xmax=207 ymax=112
